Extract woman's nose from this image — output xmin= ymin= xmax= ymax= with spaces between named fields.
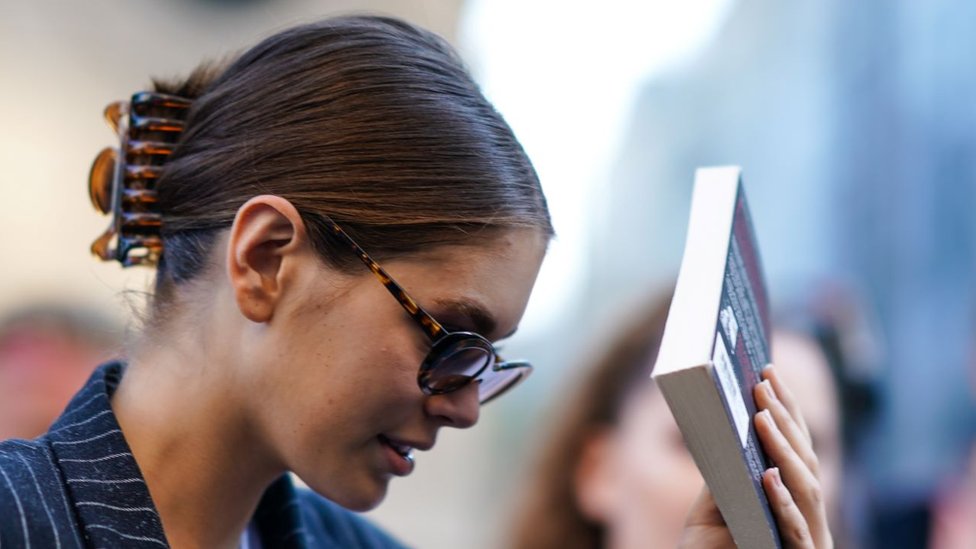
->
xmin=424 ymin=381 xmax=480 ymax=428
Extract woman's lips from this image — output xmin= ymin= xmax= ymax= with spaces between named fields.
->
xmin=378 ymin=435 xmax=416 ymax=476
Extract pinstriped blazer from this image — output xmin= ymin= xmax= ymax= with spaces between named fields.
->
xmin=0 ymin=363 xmax=408 ymax=548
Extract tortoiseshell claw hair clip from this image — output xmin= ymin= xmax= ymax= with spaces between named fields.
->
xmin=88 ymin=92 xmax=190 ymax=267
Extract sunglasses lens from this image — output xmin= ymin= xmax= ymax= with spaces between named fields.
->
xmin=476 ymin=368 xmax=525 ymax=404
xmin=89 ymin=147 xmax=117 ymax=214
xmin=425 ymin=343 xmax=492 ymax=393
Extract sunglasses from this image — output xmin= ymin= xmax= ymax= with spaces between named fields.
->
xmin=316 ymin=215 xmax=533 ymax=404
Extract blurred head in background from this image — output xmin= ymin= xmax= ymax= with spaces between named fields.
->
xmin=0 ymin=304 xmax=120 ymax=440
xmin=511 ymin=294 xmax=842 ymax=549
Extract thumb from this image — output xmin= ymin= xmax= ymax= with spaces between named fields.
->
xmin=685 ymin=484 xmax=725 ymax=528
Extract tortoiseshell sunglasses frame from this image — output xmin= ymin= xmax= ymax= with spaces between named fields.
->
xmin=316 ymin=214 xmax=532 ymax=404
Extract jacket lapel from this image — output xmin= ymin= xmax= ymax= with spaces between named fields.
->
xmin=253 ymin=475 xmax=310 ymax=548
xmin=45 ymin=362 xmax=169 ymax=548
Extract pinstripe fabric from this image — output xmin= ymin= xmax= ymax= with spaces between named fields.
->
xmin=0 ymin=363 xmax=409 ymax=548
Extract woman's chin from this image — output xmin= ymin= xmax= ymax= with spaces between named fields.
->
xmin=337 ymin=492 xmax=386 ymax=512
xmin=305 ymin=475 xmax=390 ymax=512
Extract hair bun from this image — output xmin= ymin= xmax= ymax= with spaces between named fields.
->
xmin=88 ymin=92 xmax=190 ymax=267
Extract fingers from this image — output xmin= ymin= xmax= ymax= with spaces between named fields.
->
xmin=754 ymin=378 xmax=820 ymax=477
xmin=763 ymin=468 xmax=816 ymax=549
xmin=762 ymin=364 xmax=810 ymax=440
xmin=754 ymin=386 xmax=833 ymax=548
xmin=755 ymin=410 xmax=823 ymax=522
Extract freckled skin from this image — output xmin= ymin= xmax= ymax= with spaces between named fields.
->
xmin=246 ymin=229 xmax=548 ymax=510
xmin=112 ymin=196 xmax=548 ymax=549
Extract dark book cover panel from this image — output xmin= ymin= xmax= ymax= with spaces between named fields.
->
xmin=710 ymin=184 xmax=780 ymax=541
xmin=731 ymin=186 xmax=771 ymax=352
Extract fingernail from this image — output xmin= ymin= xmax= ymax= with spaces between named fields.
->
xmin=770 ymin=467 xmax=783 ymax=488
xmin=760 ymin=409 xmax=774 ymax=425
xmin=762 ymin=380 xmax=775 ymax=400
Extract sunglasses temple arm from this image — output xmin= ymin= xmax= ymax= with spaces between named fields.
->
xmin=374 ymin=268 xmax=446 ymax=341
xmin=318 ymin=214 xmax=446 ymax=341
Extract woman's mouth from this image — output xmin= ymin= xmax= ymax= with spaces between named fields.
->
xmin=378 ymin=435 xmax=415 ymax=476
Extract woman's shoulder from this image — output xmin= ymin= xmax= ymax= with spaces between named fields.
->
xmin=293 ymin=488 xmax=411 ymax=549
xmin=0 ymin=437 xmax=83 ymax=547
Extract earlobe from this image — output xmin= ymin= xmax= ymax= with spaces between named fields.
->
xmin=226 ymin=195 xmax=308 ymax=323
xmin=574 ymin=427 xmax=618 ymax=522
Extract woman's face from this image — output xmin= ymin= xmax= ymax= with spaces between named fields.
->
xmin=576 ymin=384 xmax=702 ymax=549
xmin=249 ymin=229 xmax=547 ymax=511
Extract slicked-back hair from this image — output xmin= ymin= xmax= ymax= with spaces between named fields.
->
xmin=149 ymin=16 xmax=552 ymax=309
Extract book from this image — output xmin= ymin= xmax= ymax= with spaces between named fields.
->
xmin=651 ymin=166 xmax=779 ymax=548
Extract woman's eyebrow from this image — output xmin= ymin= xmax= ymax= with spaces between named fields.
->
xmin=433 ymin=297 xmax=514 ymax=339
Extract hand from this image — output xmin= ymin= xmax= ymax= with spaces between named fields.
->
xmin=679 ymin=365 xmax=833 ymax=548
xmin=754 ymin=364 xmax=832 ymax=548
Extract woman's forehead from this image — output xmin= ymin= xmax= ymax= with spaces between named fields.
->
xmin=386 ymin=231 xmax=546 ymax=339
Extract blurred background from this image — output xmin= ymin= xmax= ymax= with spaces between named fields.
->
xmin=2 ymin=1 xmax=975 ymax=548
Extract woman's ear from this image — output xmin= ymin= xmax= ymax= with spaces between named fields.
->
xmin=574 ymin=426 xmax=619 ymax=523
xmin=226 ymin=195 xmax=309 ymax=323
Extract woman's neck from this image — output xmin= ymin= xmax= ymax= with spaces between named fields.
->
xmin=112 ymin=337 xmax=283 ymax=549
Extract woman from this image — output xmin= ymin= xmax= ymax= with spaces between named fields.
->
xmin=511 ymin=297 xmax=839 ymax=549
xmin=0 ymin=16 xmax=829 ymax=549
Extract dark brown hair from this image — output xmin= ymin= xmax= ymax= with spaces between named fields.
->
xmin=510 ymin=294 xmax=672 ymax=549
xmin=148 ymin=16 xmax=552 ymax=308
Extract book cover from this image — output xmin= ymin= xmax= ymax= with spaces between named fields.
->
xmin=652 ymin=166 xmax=780 ymax=548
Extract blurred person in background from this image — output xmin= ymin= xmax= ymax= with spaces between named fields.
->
xmin=0 ymin=15 xmax=831 ymax=549
xmin=930 ymin=448 xmax=976 ymax=549
xmin=511 ymin=294 xmax=846 ymax=549
xmin=795 ymin=283 xmax=884 ymax=548
xmin=929 ymin=336 xmax=976 ymax=549
xmin=0 ymin=303 xmax=120 ymax=440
